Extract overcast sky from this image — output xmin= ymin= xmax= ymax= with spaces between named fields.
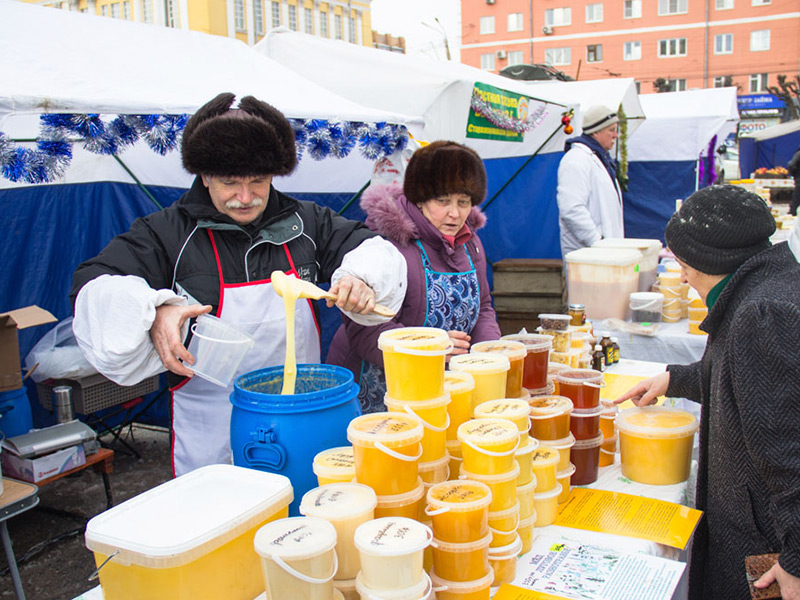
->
xmin=370 ymin=0 xmax=461 ymax=61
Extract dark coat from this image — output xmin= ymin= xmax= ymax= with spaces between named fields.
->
xmin=666 ymin=242 xmax=800 ymax=600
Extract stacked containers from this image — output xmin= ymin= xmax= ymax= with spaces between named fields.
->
xmin=470 ymin=340 xmax=527 ymax=399
xmin=443 ymin=371 xmax=475 ymax=481
xmin=530 ymin=447 xmax=561 ymax=528
xmin=657 ymin=272 xmax=683 ymax=323
xmin=537 ymin=314 xmax=572 ymax=368
xmin=556 ymin=369 xmax=604 ymax=486
xmin=313 ymin=447 xmax=356 ymax=486
xmin=599 ymin=401 xmax=618 ymax=467
xmin=449 ymin=353 xmax=510 ymax=409
xmin=528 ymin=395 xmax=575 ymax=506
xmin=500 ymin=333 xmax=553 ymax=396
xmin=688 ymin=298 xmax=708 ymax=335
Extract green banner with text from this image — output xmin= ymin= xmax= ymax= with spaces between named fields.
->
xmin=466 ymin=82 xmax=530 ymax=143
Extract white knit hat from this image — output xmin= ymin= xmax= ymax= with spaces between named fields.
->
xmin=582 ymin=105 xmax=619 ymax=135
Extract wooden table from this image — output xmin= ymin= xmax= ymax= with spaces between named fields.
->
xmin=35 ymin=448 xmax=115 ymax=510
xmin=1 ymin=478 xmax=39 ymax=600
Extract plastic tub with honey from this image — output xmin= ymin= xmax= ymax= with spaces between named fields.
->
xmin=470 ymin=340 xmax=527 ymax=399
xmin=556 ymin=464 xmax=576 ymax=504
xmin=539 ymin=328 xmax=571 ymax=352
xmin=385 ymin=394 xmax=450 ymax=463
xmin=528 ymin=395 xmax=573 ymax=440
xmin=526 ymin=380 xmax=556 ymax=398
xmin=569 ymin=406 xmax=603 ymax=441
xmin=556 ymin=369 xmax=604 ymax=409
xmin=515 ymin=478 xmax=536 ymax=520
xmin=599 ymin=401 xmax=618 ymax=440
xmin=378 ymin=327 xmax=452 ymax=402
xmin=530 ymin=446 xmax=560 ymax=493
xmin=449 ymin=353 xmax=510 ymax=408
xmin=538 ymin=313 xmax=571 ymax=331
xmin=459 ymin=463 xmax=520 ymax=512
xmin=517 ymin=514 xmax=536 ymax=554
xmin=547 ymin=433 xmax=576 ymax=472
xmin=533 ymin=483 xmax=563 ymax=527
xmin=430 ymin=532 xmax=491 ymax=583
xmin=425 ymin=480 xmax=492 ymax=544
xmin=501 ymin=333 xmax=552 ymax=391
xmin=599 ymin=435 xmax=617 ymax=468
xmin=354 ymin=517 xmax=432 ymax=590
xmin=487 ymin=534 xmax=522 ymax=586
xmin=313 ymin=446 xmax=356 ymax=486
xmin=615 ymin=407 xmax=699 ymax=485
xmin=571 ymin=432 xmax=603 ymax=486
xmin=430 ymin=570 xmax=493 ymax=600
xmin=473 ymin=398 xmax=530 ymax=436
xmin=348 ymin=413 xmax=424 ymax=496
xmin=457 ymin=418 xmax=519 ymax=475
xmin=488 ymin=501 xmax=520 ymax=548
xmin=418 ymin=453 xmax=450 ymax=485
xmin=355 ymin=570 xmax=433 ymax=600
xmin=374 ymin=478 xmax=426 ymax=521
xmin=446 ymin=439 xmax=463 ymax=481
xmin=514 ymin=436 xmax=538 ymax=486
xmin=334 ymin=577 xmax=358 ymax=600
xmin=443 ymin=371 xmax=475 ymax=441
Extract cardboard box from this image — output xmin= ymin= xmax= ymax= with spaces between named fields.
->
xmin=0 ymin=305 xmax=57 ymax=392
xmin=1 ymin=443 xmax=86 ymax=483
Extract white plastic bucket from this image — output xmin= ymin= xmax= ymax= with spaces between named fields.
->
xmin=354 ymin=517 xmax=432 ymax=590
xmin=187 ymin=314 xmax=254 ymax=387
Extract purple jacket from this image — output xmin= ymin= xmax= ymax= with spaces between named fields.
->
xmin=327 ymin=184 xmax=501 ymax=375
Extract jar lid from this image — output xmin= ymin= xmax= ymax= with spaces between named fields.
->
xmin=457 ymin=418 xmax=519 ymax=446
xmin=443 ymin=370 xmax=475 ymax=393
xmin=449 ymin=352 xmax=510 ymax=374
xmin=500 ymin=333 xmax=553 ymax=352
xmin=254 ymin=516 xmax=337 ymax=560
xmin=556 ymin=368 xmax=604 ymax=386
xmin=347 ymin=413 xmax=424 ymax=448
xmin=299 ymin=483 xmax=377 ymax=520
xmin=530 ymin=447 xmax=560 ymax=467
xmin=473 ymin=399 xmax=530 ymax=421
xmin=353 ymin=517 xmax=432 ymax=557
xmin=529 ymin=395 xmax=573 ymax=416
xmin=615 ymin=406 xmax=699 ymax=439
xmin=426 ymin=480 xmax=492 ymax=512
xmin=470 ymin=340 xmax=527 ymax=360
xmin=568 ymin=304 xmax=586 ymax=310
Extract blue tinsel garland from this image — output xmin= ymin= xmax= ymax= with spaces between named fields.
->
xmin=0 ymin=113 xmax=409 ymax=184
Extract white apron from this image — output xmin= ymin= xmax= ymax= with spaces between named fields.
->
xmin=171 ymin=231 xmax=320 ymax=476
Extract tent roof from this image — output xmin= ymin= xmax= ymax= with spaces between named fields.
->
xmin=0 ymin=0 xmax=414 ymax=126
xmin=740 ymin=119 xmax=800 ymax=141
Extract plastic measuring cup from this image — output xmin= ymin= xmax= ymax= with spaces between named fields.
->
xmin=443 ymin=371 xmax=474 ymax=441
xmin=470 ymin=340 xmax=527 ymax=399
xmin=312 ymin=446 xmax=355 ymax=486
xmin=187 ymin=314 xmax=254 ymax=387
xmin=501 ymin=333 xmax=553 ymax=391
xmin=425 ymin=480 xmax=492 ymax=544
xmin=448 ymin=353 xmax=510 ymax=409
xmin=378 ymin=328 xmax=452 ymax=402
xmin=354 ymin=517 xmax=432 ymax=590
xmin=528 ymin=395 xmax=573 ymax=440
xmin=457 ymin=418 xmax=520 ymax=475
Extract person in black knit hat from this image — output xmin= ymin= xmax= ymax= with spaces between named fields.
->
xmin=71 ymin=93 xmax=407 ymax=476
xmin=618 ymin=184 xmax=800 ymax=600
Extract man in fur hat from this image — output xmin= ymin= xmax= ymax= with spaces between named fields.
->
xmin=71 ymin=93 xmax=406 ymax=476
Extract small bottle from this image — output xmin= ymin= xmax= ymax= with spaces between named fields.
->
xmin=611 ymin=337 xmax=620 ymax=364
xmin=592 ymin=344 xmax=606 ymax=372
xmin=600 ymin=333 xmax=614 ymax=366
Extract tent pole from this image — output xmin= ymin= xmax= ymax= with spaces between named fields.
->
xmin=112 ymin=154 xmax=164 ymax=211
xmin=337 ymin=180 xmax=370 ymax=215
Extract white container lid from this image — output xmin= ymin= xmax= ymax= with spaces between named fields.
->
xmin=299 ymin=483 xmax=377 ymax=520
xmin=443 ymin=370 xmax=475 ymax=394
xmin=470 ymin=340 xmax=527 ymax=360
xmin=457 ymin=418 xmax=519 ymax=446
xmin=564 ymin=247 xmax=642 ymax=267
xmin=254 ymin=516 xmax=337 ymax=561
xmin=354 ymin=517 xmax=432 ymax=557
xmin=593 ymin=238 xmax=663 ymax=256
xmin=312 ymin=446 xmax=355 ymax=479
xmin=473 ymin=399 xmax=530 ymax=421
xmin=347 ymin=413 xmax=424 ymax=448
xmin=615 ymin=406 xmax=699 ymax=439
xmin=85 ymin=465 xmax=293 ymax=567
xmin=449 ymin=352 xmax=510 ymax=374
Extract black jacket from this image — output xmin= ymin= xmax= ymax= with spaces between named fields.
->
xmin=667 ymin=242 xmax=800 ymax=600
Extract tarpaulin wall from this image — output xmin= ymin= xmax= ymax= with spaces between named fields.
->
xmin=739 ymin=130 xmax=800 ymax=175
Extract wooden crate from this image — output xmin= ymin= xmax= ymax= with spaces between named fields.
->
xmin=492 ymin=259 xmax=565 ymax=296
xmin=491 ymin=293 xmax=566 ymax=314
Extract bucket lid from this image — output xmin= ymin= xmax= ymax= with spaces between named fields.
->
xmin=449 ymin=352 xmax=510 ymax=374
xmin=426 ymin=480 xmax=492 ymax=513
xmin=431 ymin=531 xmax=492 ymax=553
xmin=571 ymin=406 xmax=604 ymax=418
xmin=354 ymin=517 xmax=432 ymax=557
xmin=375 ymin=478 xmax=426 ymax=508
xmin=564 ymin=247 xmax=642 ymax=266
xmin=457 ymin=418 xmax=518 ymax=446
xmin=548 ymin=362 xmax=570 ymax=376
xmin=299 ymin=483 xmax=377 ymax=520
xmin=488 ymin=500 xmax=520 ymax=520
xmin=430 ymin=569 xmax=494 ymax=593
xmin=254 ymin=516 xmax=337 ymax=561
xmin=473 ymin=399 xmax=530 ymax=422
xmin=443 ymin=370 xmax=475 ymax=393
xmin=572 ymin=432 xmax=604 ymax=449
xmin=557 ymin=463 xmax=577 ymax=479
xmin=459 ymin=462 xmax=520 ymax=484
xmin=312 ymin=446 xmax=355 ymax=478
xmin=487 ymin=533 xmax=522 ymax=558
xmin=85 ymin=465 xmax=292 ymax=567
xmin=528 ymin=395 xmax=573 ymax=417
xmin=500 ymin=333 xmax=553 ymax=352
xmin=419 ymin=452 xmax=451 ymax=474
xmin=516 ymin=437 xmax=539 ymax=457
xmin=470 ymin=340 xmax=527 ymax=360
xmin=356 ymin=571 xmax=432 ymax=600
xmin=515 ymin=477 xmax=537 ymax=494
xmin=384 ymin=393 xmax=451 ymax=412
xmin=555 ymin=368 xmax=604 ymax=386
xmin=593 ymin=238 xmax=662 ymax=253
xmin=378 ymin=327 xmax=450 ymax=353
xmin=615 ymin=406 xmax=699 ymax=439
xmin=533 ymin=482 xmax=563 ymax=501
xmin=530 ymin=447 xmax=560 ymax=468
xmin=546 ymin=432 xmax=576 ymax=450
xmin=518 ymin=512 xmax=537 ymax=527
xmin=347 ymin=413 xmax=424 ymax=448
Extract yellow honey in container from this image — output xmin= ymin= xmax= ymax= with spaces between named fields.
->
xmin=599 ymin=435 xmax=617 ymax=468
xmin=444 ymin=371 xmax=475 ymax=441
xmin=425 ymin=480 xmax=492 ymax=544
xmin=516 ymin=478 xmax=536 ymax=520
xmin=312 ymin=446 xmax=355 ymax=486
xmin=473 ymin=398 xmax=531 ymax=439
xmin=459 ymin=462 xmax=520 ymax=512
xmin=488 ymin=534 xmax=522 ymax=586
xmin=529 ymin=395 xmax=573 ymax=440
xmin=84 ymin=465 xmax=292 ymax=600
xmin=556 ymin=464 xmax=575 ymax=504
xmin=514 ymin=435 xmax=539 ymax=486
xmin=355 ymin=571 xmax=433 ymax=600
xmin=446 ymin=439 xmax=463 ymax=481
xmin=488 ymin=501 xmax=520 ymax=548
xmin=533 ymin=483 xmax=562 ymax=527
xmin=430 ymin=532 xmax=492 ymax=582
xmin=599 ymin=401 xmax=618 ymax=440
xmin=470 ymin=340 xmax=527 ymax=398
xmin=347 ymin=413 xmax=424 ymax=496
xmin=374 ymin=478 xmax=426 ymax=521
xmin=616 ymin=407 xmax=699 ymax=485
xmin=384 ymin=393 xmax=450 ymax=463
xmin=518 ymin=514 xmax=536 ymax=554
xmin=430 ymin=570 xmax=494 ymax=600
xmin=418 ymin=453 xmax=451 ymax=485
xmin=457 ymin=418 xmax=520 ymax=475
xmin=378 ymin=327 xmax=451 ymax=402
xmin=449 ymin=353 xmax=510 ymax=409
xmin=547 ymin=433 xmax=576 ymax=472
xmin=530 ymin=446 xmax=560 ymax=492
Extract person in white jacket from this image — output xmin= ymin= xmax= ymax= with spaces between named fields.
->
xmin=556 ymin=105 xmax=625 ymax=257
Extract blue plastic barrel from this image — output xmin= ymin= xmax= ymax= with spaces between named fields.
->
xmin=0 ymin=387 xmax=33 ymax=438
xmin=230 ymin=364 xmax=361 ymax=515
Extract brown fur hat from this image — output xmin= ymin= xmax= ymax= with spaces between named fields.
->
xmin=403 ymin=141 xmax=487 ymax=206
xmin=181 ymin=93 xmax=297 ymax=177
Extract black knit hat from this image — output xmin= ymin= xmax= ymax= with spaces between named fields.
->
xmin=181 ymin=93 xmax=297 ymax=177
xmin=403 ymin=141 xmax=487 ymax=206
xmin=665 ymin=184 xmax=775 ymax=275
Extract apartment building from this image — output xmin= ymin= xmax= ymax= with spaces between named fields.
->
xmin=24 ymin=0 xmax=373 ymax=47
xmin=461 ymin=0 xmax=800 ymax=96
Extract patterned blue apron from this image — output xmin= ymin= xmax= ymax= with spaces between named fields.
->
xmin=358 ymin=240 xmax=481 ymax=413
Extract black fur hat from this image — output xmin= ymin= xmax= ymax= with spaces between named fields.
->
xmin=181 ymin=93 xmax=297 ymax=177
xmin=403 ymin=141 xmax=487 ymax=206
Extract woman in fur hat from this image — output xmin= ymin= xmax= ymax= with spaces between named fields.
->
xmin=327 ymin=141 xmax=501 ymax=413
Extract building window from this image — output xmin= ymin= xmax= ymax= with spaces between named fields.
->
xmin=480 ymin=16 xmax=495 ymax=34
xmin=714 ymin=76 xmax=726 ymax=87
xmin=480 ymin=53 xmax=496 ymax=71
xmin=635 ymin=81 xmax=641 ymax=93
xmin=507 ymin=12 xmax=523 ymax=32
xmin=752 ymin=0 xmax=770 ymax=4
xmin=254 ymin=0 xmax=264 ymax=34
xmin=750 ymin=73 xmax=768 ymax=92
xmin=110 ymin=2 xmax=120 ymax=17
xmin=348 ymin=15 xmax=356 ymax=42
xmin=165 ymin=0 xmax=177 ymax=27
xmin=587 ymin=44 xmax=602 ymax=62
xmin=234 ymin=0 xmax=245 ymax=30
xmin=586 ymin=3 xmax=603 ymax=23
xmin=658 ymin=0 xmax=688 ymax=15
xmin=624 ymin=41 xmax=641 ymax=60
xmin=140 ymin=0 xmax=152 ymax=22
xmin=319 ymin=11 xmax=328 ymax=37
xmin=716 ymin=0 xmax=733 ymax=8
xmin=122 ymin=0 xmax=130 ymax=18
xmin=624 ymin=0 xmax=642 ymax=18
xmin=288 ymin=4 xmax=297 ymax=30
xmin=714 ymin=33 xmax=733 ymax=54
xmin=658 ymin=37 xmax=687 ymax=57
xmin=666 ymin=78 xmax=687 ymax=91
xmin=545 ymin=47 xmax=571 ymax=65
xmin=545 ymin=8 xmax=571 ymax=26
xmin=334 ymin=13 xmax=343 ymax=40
xmin=101 ymin=4 xmax=108 ymax=16
xmin=750 ymin=29 xmax=770 ymax=51
xmin=508 ymin=50 xmax=524 ymax=65
xmin=271 ymin=2 xmax=280 ymax=27
xmin=304 ymin=7 xmax=313 ymax=34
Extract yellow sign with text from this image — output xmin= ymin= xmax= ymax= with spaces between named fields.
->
xmin=494 ymin=584 xmax=572 ymax=600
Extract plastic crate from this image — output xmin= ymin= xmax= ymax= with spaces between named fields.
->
xmin=36 ymin=374 xmax=160 ymax=415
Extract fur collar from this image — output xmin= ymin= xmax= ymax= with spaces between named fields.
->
xmin=360 ymin=184 xmax=487 ymax=246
